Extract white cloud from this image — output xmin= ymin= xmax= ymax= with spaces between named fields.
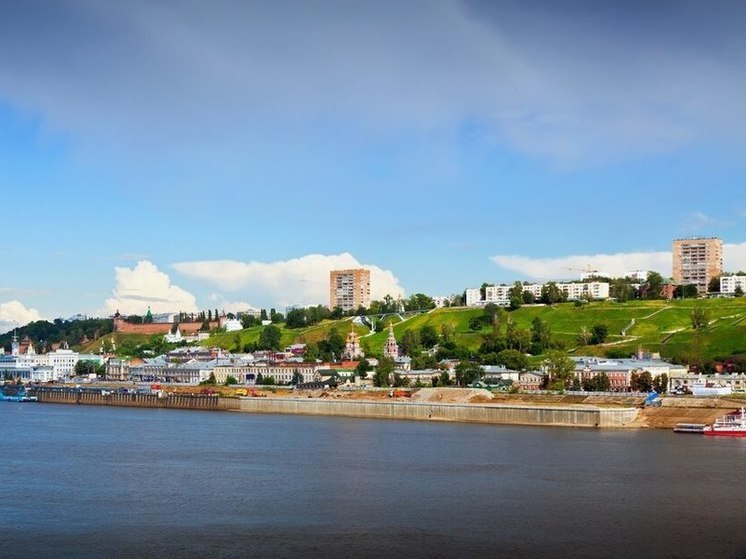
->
xmin=172 ymin=253 xmax=404 ymax=308
xmin=490 ymin=251 xmax=673 ymax=280
xmin=207 ymin=293 xmax=258 ymax=313
xmin=0 ymin=300 xmax=43 ymax=334
xmin=725 ymin=242 xmax=746 ymax=272
xmin=99 ymin=260 xmax=198 ymax=316
xmin=490 ymin=242 xmax=746 ymax=280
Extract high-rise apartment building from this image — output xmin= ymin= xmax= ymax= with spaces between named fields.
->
xmin=672 ymin=237 xmax=723 ymax=295
xmin=329 ymin=268 xmax=371 ymax=311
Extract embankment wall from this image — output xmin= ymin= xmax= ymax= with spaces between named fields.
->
xmin=233 ymin=397 xmax=638 ymax=428
xmin=34 ymin=390 xmax=638 ymax=427
xmin=36 ymin=389 xmax=225 ymax=411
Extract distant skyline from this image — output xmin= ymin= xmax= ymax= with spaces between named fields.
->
xmin=2 ymin=0 xmax=746 ymax=333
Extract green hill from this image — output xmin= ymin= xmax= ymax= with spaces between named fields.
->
xmin=94 ymin=298 xmax=746 ymax=365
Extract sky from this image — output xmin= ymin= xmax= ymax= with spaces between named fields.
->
xmin=2 ymin=0 xmax=746 ymax=333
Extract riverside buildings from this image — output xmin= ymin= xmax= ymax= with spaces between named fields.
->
xmin=672 ymin=237 xmax=723 ymax=295
xmin=329 ymin=268 xmax=371 ymax=311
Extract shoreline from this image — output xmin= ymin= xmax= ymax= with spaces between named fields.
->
xmin=28 ymin=386 xmax=744 ymax=430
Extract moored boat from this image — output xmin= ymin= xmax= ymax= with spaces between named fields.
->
xmin=703 ymin=407 xmax=746 ymax=437
xmin=0 ymin=385 xmax=38 ymax=402
xmin=673 ymin=423 xmax=706 ymax=434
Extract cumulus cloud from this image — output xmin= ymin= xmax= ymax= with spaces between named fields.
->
xmin=172 ymin=253 xmax=404 ymax=308
xmin=207 ymin=293 xmax=258 ymax=314
xmin=0 ymin=300 xmax=43 ymax=334
xmin=491 ymin=251 xmax=673 ymax=280
xmin=99 ymin=260 xmax=198 ymax=316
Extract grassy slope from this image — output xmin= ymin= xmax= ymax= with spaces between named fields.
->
xmin=92 ymin=298 xmax=746 ymax=362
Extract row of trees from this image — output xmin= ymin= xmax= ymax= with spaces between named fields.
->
xmin=0 ymin=318 xmax=114 ymax=353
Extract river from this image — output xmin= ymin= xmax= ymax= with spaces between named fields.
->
xmin=1 ymin=403 xmax=744 ymax=558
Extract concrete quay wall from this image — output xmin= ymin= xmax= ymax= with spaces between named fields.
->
xmin=233 ymin=398 xmax=638 ymax=428
xmin=33 ymin=389 xmax=638 ymax=427
xmin=35 ymin=389 xmax=224 ymax=411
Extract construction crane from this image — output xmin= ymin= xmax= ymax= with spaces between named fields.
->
xmin=563 ymin=265 xmax=600 ymax=276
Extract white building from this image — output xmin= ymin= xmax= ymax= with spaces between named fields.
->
xmin=465 ymin=288 xmax=483 ymax=307
xmin=720 ymin=275 xmax=746 ymax=294
xmin=468 ymin=282 xmax=610 ymax=307
xmin=221 ymin=318 xmax=243 ymax=332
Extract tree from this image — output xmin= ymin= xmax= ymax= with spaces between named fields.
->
xmin=411 ymin=353 xmax=437 ymax=370
xmin=590 ymin=323 xmax=609 ymax=345
xmin=691 ymin=307 xmax=709 ymax=331
xmin=404 ymin=293 xmax=436 ymax=312
xmin=506 ymin=324 xmax=531 ymax=353
xmin=577 ymin=326 xmax=592 ymax=346
xmin=595 ymin=372 xmax=610 ymax=391
xmin=225 ymin=375 xmax=238 ymax=385
xmin=75 ymin=360 xmax=100 ymax=376
xmin=630 ymin=370 xmax=653 ymax=392
xmin=399 ymin=329 xmax=421 ymax=357
xmin=653 ymin=373 xmax=668 ymax=394
xmin=530 ymin=317 xmax=551 ymax=354
xmin=610 ymin=278 xmax=636 ymax=302
xmin=285 ymin=308 xmax=307 ymax=328
xmin=440 ymin=324 xmax=456 ymax=345
xmin=508 ymin=282 xmax=523 ymax=310
xmin=483 ymin=303 xmax=503 ymax=334
xmin=522 ymin=290 xmax=536 ymax=304
xmin=708 ymin=276 xmax=721 ymax=293
xmin=642 ymin=272 xmax=664 ymax=300
xmin=355 ymin=359 xmax=372 ymax=379
xmin=736 ymin=285 xmax=745 ymax=298
xmin=544 ymin=350 xmax=575 ymax=389
xmin=326 ymin=328 xmax=345 ymax=359
xmin=241 ymin=314 xmax=259 ymax=329
xmin=480 ymin=283 xmax=493 ymax=301
xmin=674 ymin=284 xmax=699 ymax=299
xmin=469 ymin=316 xmax=485 ymax=332
xmin=479 ymin=332 xmax=506 ymax=355
xmin=437 ymin=370 xmax=452 ymax=387
xmin=291 ymin=370 xmax=303 ymax=385
xmin=258 ymin=324 xmax=282 ymax=350
xmin=541 ymin=282 xmax=565 ymax=304
xmin=455 ymin=361 xmax=482 ymax=386
xmin=374 ymin=356 xmax=395 ymax=387
xmin=419 ymin=325 xmax=439 ymax=349
xmin=497 ymin=349 xmax=528 ymax=371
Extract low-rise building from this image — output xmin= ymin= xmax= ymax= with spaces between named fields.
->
xmin=467 ymin=281 xmax=610 ymax=307
xmin=720 ymin=275 xmax=746 ymax=294
xmin=571 ymin=357 xmax=686 ymax=391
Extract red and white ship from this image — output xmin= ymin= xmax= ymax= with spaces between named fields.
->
xmin=703 ymin=407 xmax=746 ymax=437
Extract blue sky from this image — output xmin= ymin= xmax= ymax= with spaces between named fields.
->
xmin=2 ymin=0 xmax=746 ymax=332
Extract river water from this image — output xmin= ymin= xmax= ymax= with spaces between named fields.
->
xmin=1 ymin=403 xmax=744 ymax=558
